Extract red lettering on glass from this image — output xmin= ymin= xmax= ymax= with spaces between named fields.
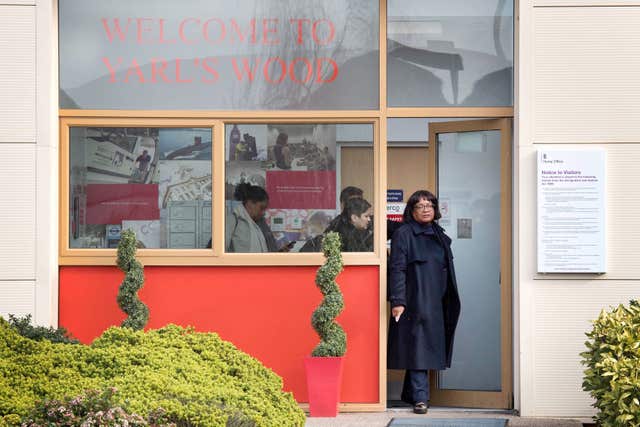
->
xmin=232 ymin=58 xmax=260 ymax=81
xmin=203 ymin=18 xmax=226 ymax=44
xmin=101 ymin=18 xmax=132 ymax=42
xmin=316 ymin=58 xmax=339 ymax=83
xmin=151 ymin=59 xmax=171 ymax=83
xmin=136 ymin=18 xmax=154 ymax=44
xmin=262 ymin=19 xmax=280 ymax=45
xmin=312 ymin=19 xmax=335 ymax=45
xmin=289 ymin=57 xmax=313 ymax=84
xmin=123 ymin=59 xmax=146 ymax=83
xmin=175 ymin=58 xmax=193 ymax=83
xmin=201 ymin=57 xmax=220 ymax=83
xmin=263 ymin=57 xmax=286 ymax=83
xmin=229 ymin=18 xmax=257 ymax=44
xmin=158 ymin=19 xmax=176 ymax=44
xmin=102 ymin=57 xmax=123 ymax=82
xmin=179 ymin=18 xmax=200 ymax=44
xmin=289 ymin=18 xmax=311 ymax=45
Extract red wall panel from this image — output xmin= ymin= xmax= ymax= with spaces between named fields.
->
xmin=59 ymin=265 xmax=380 ymax=403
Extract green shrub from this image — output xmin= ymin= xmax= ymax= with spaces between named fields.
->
xmin=6 ymin=314 xmax=78 ymax=344
xmin=0 ymin=318 xmax=305 ymax=427
xmin=581 ymin=300 xmax=640 ymax=426
xmin=116 ymin=229 xmax=149 ymax=330
xmin=21 ymin=388 xmax=151 ymax=427
xmin=310 ymin=232 xmax=346 ymax=357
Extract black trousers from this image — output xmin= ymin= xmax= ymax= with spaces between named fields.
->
xmin=401 ymin=370 xmax=430 ymax=404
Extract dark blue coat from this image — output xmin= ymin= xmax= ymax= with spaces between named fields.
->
xmin=387 ymin=220 xmax=461 ymax=370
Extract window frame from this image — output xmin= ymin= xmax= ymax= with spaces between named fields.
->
xmin=59 ymin=115 xmax=383 ymax=266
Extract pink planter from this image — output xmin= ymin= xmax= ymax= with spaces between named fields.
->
xmin=304 ymin=356 xmax=345 ymax=417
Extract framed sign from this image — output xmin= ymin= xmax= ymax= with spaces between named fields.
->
xmin=537 ymin=149 xmax=606 ymax=273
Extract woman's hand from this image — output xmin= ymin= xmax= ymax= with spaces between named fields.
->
xmin=391 ymin=305 xmax=405 ymax=318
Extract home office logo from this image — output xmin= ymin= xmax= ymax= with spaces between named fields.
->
xmin=540 ymin=151 xmax=563 ymax=164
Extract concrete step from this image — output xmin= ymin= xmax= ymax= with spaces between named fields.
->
xmin=304 ymin=409 xmax=587 ymax=427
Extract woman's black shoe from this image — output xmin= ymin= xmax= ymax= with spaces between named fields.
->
xmin=413 ymin=402 xmax=428 ymax=414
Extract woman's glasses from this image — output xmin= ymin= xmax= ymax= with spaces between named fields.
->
xmin=414 ymin=203 xmax=435 ymax=211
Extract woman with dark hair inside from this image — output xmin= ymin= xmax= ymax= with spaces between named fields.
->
xmin=387 ymin=190 xmax=461 ymax=414
xmin=333 ymin=197 xmax=373 ymax=252
xmin=225 ymin=183 xmax=272 ymax=252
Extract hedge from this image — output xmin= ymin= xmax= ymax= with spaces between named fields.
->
xmin=0 ymin=318 xmax=305 ymax=427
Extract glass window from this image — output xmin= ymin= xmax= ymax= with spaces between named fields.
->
xmin=224 ymin=123 xmax=374 ymax=253
xmin=69 ymin=126 xmax=212 ymax=249
xmin=59 ymin=0 xmax=379 ymax=110
xmin=387 ymin=1 xmax=513 ymax=107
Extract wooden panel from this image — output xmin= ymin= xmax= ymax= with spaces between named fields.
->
xmin=0 ymin=281 xmax=35 ymax=318
xmin=532 ymin=279 xmax=640 ymax=416
xmin=533 ymin=7 xmax=640 ymax=143
xmin=387 ymin=147 xmax=429 ymax=201
xmin=0 ymin=5 xmax=35 ymax=143
xmin=341 ymin=147 xmax=375 ymax=204
xmin=0 ymin=144 xmax=35 ymax=280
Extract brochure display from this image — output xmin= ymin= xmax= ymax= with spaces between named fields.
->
xmin=537 ymin=149 xmax=606 ymax=273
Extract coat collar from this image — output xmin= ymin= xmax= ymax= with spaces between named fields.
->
xmin=409 ymin=220 xmax=435 ymax=235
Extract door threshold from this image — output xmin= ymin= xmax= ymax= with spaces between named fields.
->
xmin=387 ymin=406 xmax=514 ymax=414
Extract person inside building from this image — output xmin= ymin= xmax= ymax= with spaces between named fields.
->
xmin=225 ymin=183 xmax=269 ymax=253
xmin=332 ymin=197 xmax=373 ymax=252
xmin=299 ymin=186 xmax=364 ymax=252
xmin=225 ymin=183 xmax=291 ymax=253
xmin=387 ymin=190 xmax=461 ymax=414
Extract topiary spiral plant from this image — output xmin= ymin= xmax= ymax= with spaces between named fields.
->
xmin=311 ymin=232 xmax=346 ymax=357
xmin=116 ymin=229 xmax=149 ymax=330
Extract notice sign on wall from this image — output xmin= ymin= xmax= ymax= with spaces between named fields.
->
xmin=537 ymin=149 xmax=606 ymax=273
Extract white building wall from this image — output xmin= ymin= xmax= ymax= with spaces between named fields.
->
xmin=518 ymin=0 xmax=640 ymax=417
xmin=0 ymin=0 xmax=57 ymax=325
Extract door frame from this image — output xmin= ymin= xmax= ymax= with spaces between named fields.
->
xmin=427 ymin=118 xmax=513 ymax=409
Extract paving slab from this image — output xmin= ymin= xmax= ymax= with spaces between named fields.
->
xmin=304 ymin=408 xmax=585 ymax=427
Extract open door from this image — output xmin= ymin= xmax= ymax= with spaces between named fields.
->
xmin=427 ymin=119 xmax=513 ymax=409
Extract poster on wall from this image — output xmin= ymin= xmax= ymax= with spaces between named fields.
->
xmin=157 ymin=160 xmax=212 ymax=209
xmin=266 ymin=171 xmax=336 ymax=209
xmin=537 ymin=149 xmax=606 ymax=273
xmin=159 ymin=128 xmax=212 ymax=161
xmin=226 ymin=124 xmax=268 ymax=162
xmin=85 ymin=184 xmax=160 ymax=224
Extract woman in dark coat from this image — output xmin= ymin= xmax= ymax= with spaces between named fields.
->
xmin=388 ymin=190 xmax=461 ymax=414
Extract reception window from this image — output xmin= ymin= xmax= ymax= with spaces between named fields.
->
xmin=68 ymin=126 xmax=213 ymax=249
xmin=224 ymin=123 xmax=374 ymax=253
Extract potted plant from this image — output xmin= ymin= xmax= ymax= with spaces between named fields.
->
xmin=304 ymin=232 xmax=346 ymax=417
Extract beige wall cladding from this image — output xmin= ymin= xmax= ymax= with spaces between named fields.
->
xmin=531 ymin=279 xmax=640 ymax=416
xmin=0 ymin=144 xmax=35 ymax=280
xmin=0 ymin=281 xmax=35 ymax=318
xmin=533 ymin=7 xmax=640 ymax=143
xmin=535 ymin=1 xmax=640 ymax=5
xmin=0 ymin=5 xmax=36 ymax=143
